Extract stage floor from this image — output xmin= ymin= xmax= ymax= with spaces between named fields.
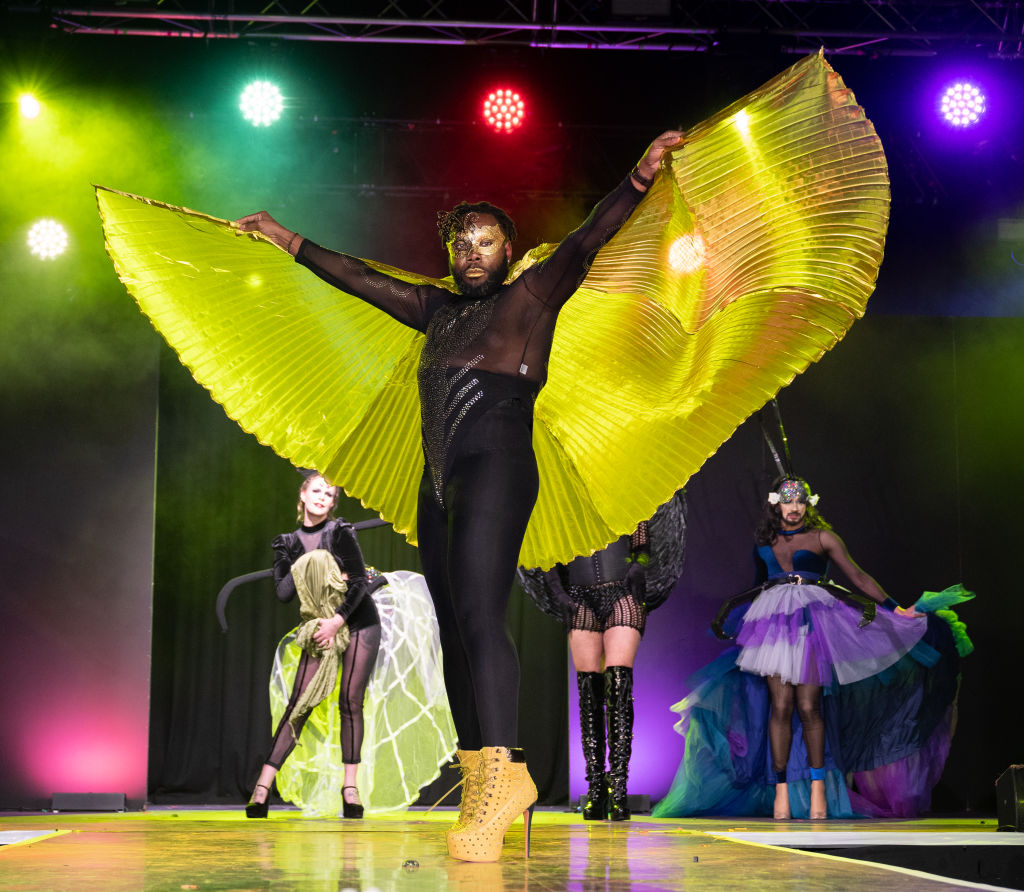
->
xmin=1 ymin=808 xmax=1020 ymax=891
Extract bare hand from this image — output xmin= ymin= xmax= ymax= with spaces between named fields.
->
xmin=634 ymin=130 xmax=686 ymax=186
xmin=895 ymin=605 xmax=925 ymax=619
xmin=234 ymin=211 xmax=302 ymax=255
xmin=313 ymin=614 xmax=345 ymax=648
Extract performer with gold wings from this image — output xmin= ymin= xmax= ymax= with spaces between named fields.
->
xmin=97 ymin=51 xmax=890 ymax=860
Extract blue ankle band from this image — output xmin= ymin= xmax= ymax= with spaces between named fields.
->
xmin=809 ymin=767 xmax=826 ymax=781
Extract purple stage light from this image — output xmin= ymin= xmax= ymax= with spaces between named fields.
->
xmin=939 ymin=82 xmax=985 ymax=128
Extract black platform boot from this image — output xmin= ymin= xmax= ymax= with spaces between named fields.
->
xmin=577 ymin=671 xmax=609 ymax=820
xmin=605 ymin=665 xmax=634 ymax=821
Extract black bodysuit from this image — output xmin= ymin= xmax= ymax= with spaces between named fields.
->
xmin=265 ymin=518 xmax=381 ymax=767
xmin=295 ymin=176 xmax=646 ymax=748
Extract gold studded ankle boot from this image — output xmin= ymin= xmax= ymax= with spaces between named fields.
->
xmin=446 ymin=746 xmax=537 ymax=863
xmin=450 ymin=749 xmax=483 ymax=831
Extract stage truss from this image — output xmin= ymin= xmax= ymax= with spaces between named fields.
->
xmin=6 ymin=1 xmax=1024 ymax=59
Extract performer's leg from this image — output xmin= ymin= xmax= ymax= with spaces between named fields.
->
xmin=442 ymin=406 xmax=538 ymax=748
xmin=417 ymin=480 xmax=483 ymax=751
xmin=570 ymin=629 xmax=608 ymax=820
xmin=568 ymin=629 xmax=604 ymax=672
xmin=338 ymin=622 xmax=382 ymax=816
xmin=603 ymin=627 xmax=642 ymax=668
xmin=603 ymin=591 xmax=645 ymax=820
xmin=443 ymin=403 xmax=539 ymax=862
xmin=247 ymin=651 xmax=322 ymax=816
xmin=796 ymin=683 xmax=827 ymax=819
xmin=766 ymin=675 xmax=795 ymax=819
xmin=604 ymin=664 xmax=635 ymax=821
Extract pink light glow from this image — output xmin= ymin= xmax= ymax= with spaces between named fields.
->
xmin=20 ymin=699 xmax=148 ymax=794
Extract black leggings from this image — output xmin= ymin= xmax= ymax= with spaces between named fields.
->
xmin=417 ymin=400 xmax=539 ymax=750
xmin=265 ymin=623 xmax=382 ymax=768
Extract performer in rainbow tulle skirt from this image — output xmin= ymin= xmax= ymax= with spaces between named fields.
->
xmin=653 ymin=477 xmax=973 ymax=820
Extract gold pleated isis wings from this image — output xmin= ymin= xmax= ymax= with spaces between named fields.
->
xmin=97 ymin=50 xmax=889 ymax=570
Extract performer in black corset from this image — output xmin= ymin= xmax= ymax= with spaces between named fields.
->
xmin=246 ymin=473 xmax=380 ymax=820
xmin=551 ymin=523 xmax=650 ymax=822
xmin=236 ymin=129 xmax=683 ymax=860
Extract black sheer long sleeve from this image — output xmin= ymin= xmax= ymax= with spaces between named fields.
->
xmin=295 ymin=175 xmax=645 ymax=392
xmin=329 ymin=522 xmax=370 ymax=623
xmin=294 ymin=243 xmax=450 ymax=332
xmin=272 ymin=534 xmax=301 ymax=603
xmin=522 ymin=176 xmax=645 ymax=311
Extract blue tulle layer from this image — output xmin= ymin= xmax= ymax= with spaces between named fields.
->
xmin=653 ymin=588 xmax=972 ymax=819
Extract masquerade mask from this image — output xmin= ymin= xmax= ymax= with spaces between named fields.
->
xmin=447 ymin=216 xmax=507 ymax=260
xmin=768 ymin=479 xmax=819 ymax=506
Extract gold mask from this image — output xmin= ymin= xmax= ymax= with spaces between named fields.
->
xmin=447 ymin=217 xmax=507 ymax=261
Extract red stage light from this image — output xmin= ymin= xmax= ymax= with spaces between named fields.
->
xmin=483 ymin=88 xmax=525 ymax=133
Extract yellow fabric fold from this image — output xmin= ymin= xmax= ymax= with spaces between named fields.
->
xmin=97 ymin=50 xmax=888 ymax=569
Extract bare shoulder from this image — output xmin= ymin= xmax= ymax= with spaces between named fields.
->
xmin=817 ymin=528 xmax=845 ymax=550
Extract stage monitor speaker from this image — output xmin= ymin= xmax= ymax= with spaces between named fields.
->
xmin=51 ymin=792 xmax=126 ymax=812
xmin=995 ymin=765 xmax=1024 ymax=832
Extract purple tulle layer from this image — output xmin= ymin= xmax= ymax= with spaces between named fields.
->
xmin=735 ymin=583 xmax=928 ymax=685
xmin=653 ymin=603 xmax=968 ymax=819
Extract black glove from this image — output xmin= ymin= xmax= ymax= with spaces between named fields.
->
xmin=624 ymin=559 xmax=647 ymax=606
xmin=545 ymin=567 xmax=577 ymax=628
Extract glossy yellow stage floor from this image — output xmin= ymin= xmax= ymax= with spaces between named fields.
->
xmin=0 ymin=808 xmax=1017 ymax=891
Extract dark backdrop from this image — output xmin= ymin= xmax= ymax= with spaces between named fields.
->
xmin=628 ymin=315 xmax=1022 ymax=814
xmin=1 ymin=32 xmax=1022 ymax=812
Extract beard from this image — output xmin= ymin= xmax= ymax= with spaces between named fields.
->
xmin=453 ymin=256 xmax=510 ymax=299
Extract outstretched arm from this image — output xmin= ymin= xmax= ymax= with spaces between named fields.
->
xmin=529 ymin=130 xmax=685 ymax=308
xmin=234 ymin=210 xmax=443 ymax=331
xmin=819 ymin=530 xmax=921 ymax=617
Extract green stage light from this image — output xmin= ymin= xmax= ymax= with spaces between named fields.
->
xmin=27 ymin=219 xmax=69 ymax=260
xmin=240 ymin=81 xmax=284 ymax=127
xmin=19 ymin=93 xmax=42 ymax=119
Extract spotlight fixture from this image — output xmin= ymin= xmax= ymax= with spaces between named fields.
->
xmin=27 ymin=219 xmax=68 ymax=260
xmin=240 ymin=81 xmax=284 ymax=127
xmin=483 ymin=88 xmax=525 ymax=133
xmin=19 ymin=93 xmax=42 ymax=120
xmin=939 ymin=82 xmax=985 ymax=128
